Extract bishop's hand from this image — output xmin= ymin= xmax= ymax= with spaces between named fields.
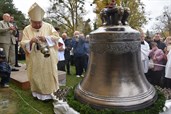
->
xmin=38 ymin=36 xmax=46 ymax=42
xmin=30 ymin=37 xmax=38 ymax=44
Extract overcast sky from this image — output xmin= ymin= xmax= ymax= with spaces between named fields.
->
xmin=13 ymin=0 xmax=171 ymax=31
xmin=142 ymin=0 xmax=171 ymax=31
xmin=13 ymin=0 xmax=51 ymax=16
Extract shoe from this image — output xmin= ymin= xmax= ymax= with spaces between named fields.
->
xmin=15 ymin=65 xmax=21 ymax=67
xmin=81 ymin=75 xmax=84 ymax=77
xmin=76 ymin=75 xmax=80 ymax=77
xmin=11 ymin=68 xmax=19 ymax=71
xmin=1 ymin=84 xmax=9 ymax=88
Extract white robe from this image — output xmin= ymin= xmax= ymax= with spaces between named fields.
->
xmin=141 ymin=41 xmax=150 ymax=73
xmin=165 ymin=50 xmax=171 ymax=79
xmin=21 ymin=22 xmax=60 ymax=100
xmin=58 ymin=37 xmax=65 ymax=61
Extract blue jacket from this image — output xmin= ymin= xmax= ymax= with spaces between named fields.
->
xmin=72 ymin=37 xmax=86 ymax=57
xmin=0 ymin=61 xmax=11 ymax=74
xmin=84 ymin=41 xmax=90 ymax=55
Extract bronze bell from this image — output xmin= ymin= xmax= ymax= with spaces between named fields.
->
xmin=75 ymin=3 xmax=157 ymax=111
xmin=74 ymin=26 xmax=157 ymax=111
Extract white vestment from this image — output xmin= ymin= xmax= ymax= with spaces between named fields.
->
xmin=165 ymin=50 xmax=171 ymax=79
xmin=58 ymin=37 xmax=65 ymax=61
xmin=141 ymin=41 xmax=150 ymax=73
xmin=21 ymin=22 xmax=60 ymax=100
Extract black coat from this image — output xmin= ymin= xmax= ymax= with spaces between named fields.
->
xmin=64 ymin=38 xmax=72 ymax=60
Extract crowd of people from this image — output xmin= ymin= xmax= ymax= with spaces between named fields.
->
xmin=55 ymin=27 xmax=90 ymax=77
xmin=0 ymin=2 xmax=171 ymax=102
xmin=140 ymin=30 xmax=171 ymax=89
xmin=0 ymin=12 xmax=21 ymax=88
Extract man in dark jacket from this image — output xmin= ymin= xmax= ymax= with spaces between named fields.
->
xmin=10 ymin=16 xmax=21 ymax=67
xmin=62 ymin=33 xmax=72 ymax=75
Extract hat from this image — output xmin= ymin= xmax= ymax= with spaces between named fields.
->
xmin=0 ymin=48 xmax=6 ymax=58
xmin=28 ymin=3 xmax=45 ymax=21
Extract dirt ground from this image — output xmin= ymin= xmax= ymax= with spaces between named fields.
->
xmin=0 ymin=87 xmax=17 ymax=114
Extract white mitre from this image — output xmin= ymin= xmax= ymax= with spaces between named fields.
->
xmin=28 ymin=2 xmax=45 ymax=21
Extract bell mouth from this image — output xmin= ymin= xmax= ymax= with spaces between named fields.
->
xmin=75 ymin=84 xmax=157 ymax=111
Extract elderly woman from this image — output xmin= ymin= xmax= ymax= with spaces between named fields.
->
xmin=149 ymin=42 xmax=165 ymax=86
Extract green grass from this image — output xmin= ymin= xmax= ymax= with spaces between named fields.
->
xmin=10 ymin=65 xmax=82 ymax=114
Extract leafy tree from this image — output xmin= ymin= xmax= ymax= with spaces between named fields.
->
xmin=123 ymin=0 xmax=147 ymax=29
xmin=47 ymin=0 xmax=92 ymax=36
xmin=0 ymin=0 xmax=15 ymax=17
xmin=0 ymin=0 xmax=26 ymax=29
xmin=83 ymin=19 xmax=91 ymax=35
xmin=92 ymin=0 xmax=147 ymax=29
xmin=154 ymin=6 xmax=171 ymax=36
